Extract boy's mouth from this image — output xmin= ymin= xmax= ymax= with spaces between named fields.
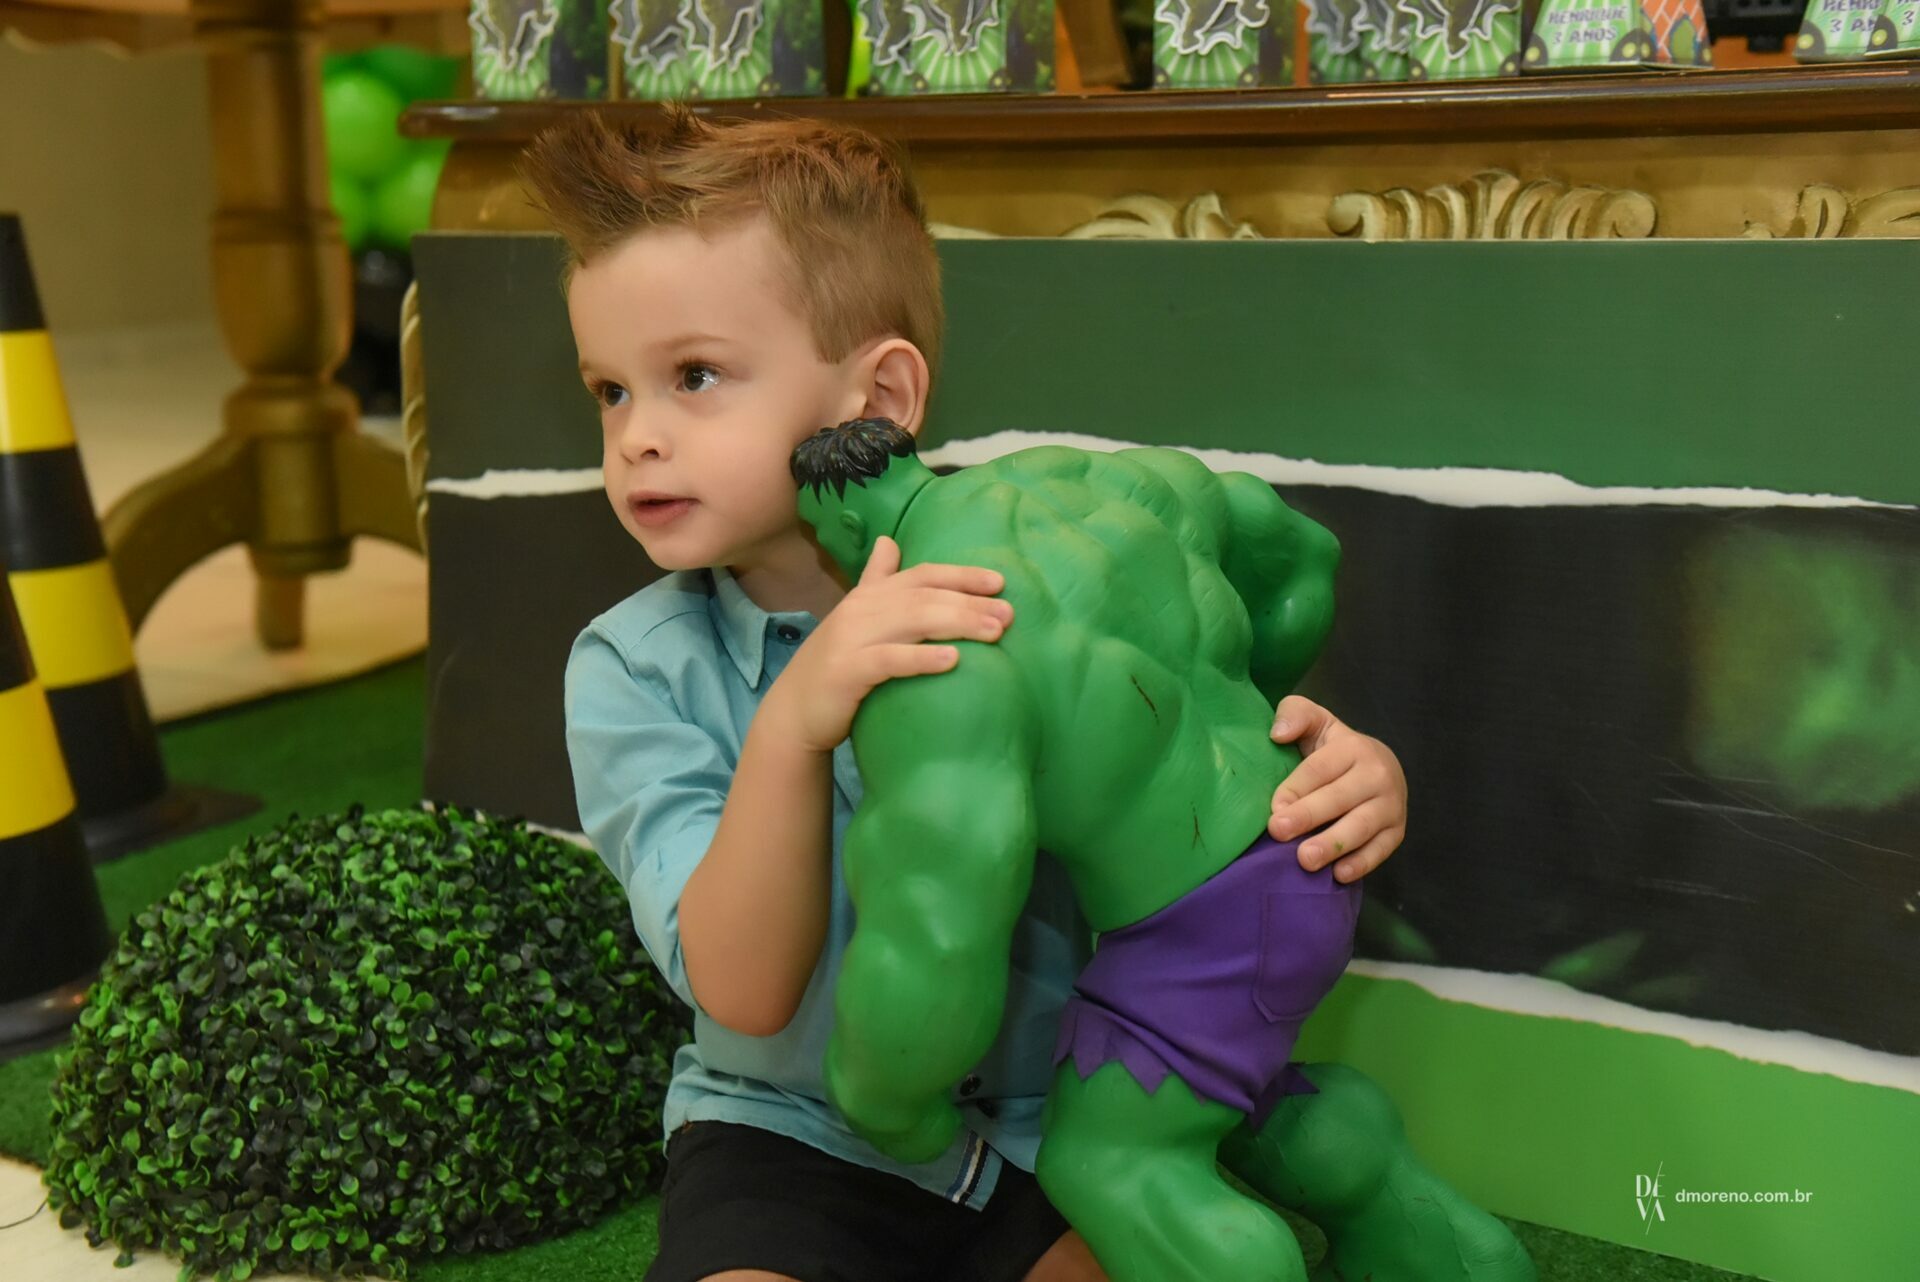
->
xmin=629 ymin=493 xmax=697 ymax=528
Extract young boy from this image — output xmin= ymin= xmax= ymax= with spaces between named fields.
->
xmin=527 ymin=106 xmax=1411 ymax=1282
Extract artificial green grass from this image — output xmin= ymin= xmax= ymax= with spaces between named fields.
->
xmin=0 ymin=656 xmax=1751 ymax=1281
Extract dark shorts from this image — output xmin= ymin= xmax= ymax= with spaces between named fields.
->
xmin=1052 ymin=830 xmax=1362 ymax=1130
xmin=644 ymin=1121 xmax=1073 ymax=1282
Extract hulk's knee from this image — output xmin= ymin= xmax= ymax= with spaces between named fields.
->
xmin=1225 ymin=1063 xmax=1407 ymax=1212
xmin=1294 ymin=1062 xmax=1407 ymax=1145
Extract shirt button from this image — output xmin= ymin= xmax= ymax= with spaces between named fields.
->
xmin=776 ymin=624 xmax=802 ymax=643
xmin=959 ymin=1074 xmax=981 ymax=1097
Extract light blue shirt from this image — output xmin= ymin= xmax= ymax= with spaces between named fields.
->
xmin=563 ymin=565 xmax=1092 ymax=1209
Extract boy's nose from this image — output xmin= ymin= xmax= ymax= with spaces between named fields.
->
xmin=619 ymin=419 xmax=668 ymax=463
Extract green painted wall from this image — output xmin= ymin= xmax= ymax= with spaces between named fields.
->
xmin=1297 ymin=974 xmax=1916 ymax=1282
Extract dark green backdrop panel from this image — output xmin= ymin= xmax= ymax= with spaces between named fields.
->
xmin=415 ymin=234 xmax=1920 ymax=503
xmin=415 ymin=233 xmax=590 ymax=483
xmin=931 ymin=238 xmax=1919 ymax=503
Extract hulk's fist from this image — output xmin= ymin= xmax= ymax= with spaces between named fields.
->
xmin=859 ymin=1101 xmax=961 ymax=1165
xmin=826 ymin=1049 xmax=961 ymax=1163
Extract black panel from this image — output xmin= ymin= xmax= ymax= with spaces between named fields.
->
xmin=425 ymin=490 xmax=665 ymax=830
xmin=1280 ymin=486 xmax=1920 ymax=1055
xmin=413 ymin=234 xmax=598 ymax=483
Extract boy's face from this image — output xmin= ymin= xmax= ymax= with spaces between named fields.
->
xmin=568 ymin=215 xmax=869 ymax=574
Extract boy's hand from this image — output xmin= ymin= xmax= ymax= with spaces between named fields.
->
xmin=1267 ymin=695 xmax=1407 ymax=883
xmin=766 ymin=535 xmax=1013 ymax=754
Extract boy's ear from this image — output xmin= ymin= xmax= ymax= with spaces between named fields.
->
xmin=860 ymin=340 xmax=930 ymax=438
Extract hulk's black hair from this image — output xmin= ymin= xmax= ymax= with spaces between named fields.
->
xmin=791 ymin=417 xmax=917 ymax=499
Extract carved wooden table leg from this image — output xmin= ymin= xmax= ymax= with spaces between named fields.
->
xmin=101 ymin=0 xmax=422 ymax=651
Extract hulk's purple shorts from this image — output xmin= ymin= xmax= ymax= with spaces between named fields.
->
xmin=1051 ymin=830 xmax=1361 ymax=1130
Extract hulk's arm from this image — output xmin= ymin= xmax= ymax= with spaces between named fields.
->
xmin=1216 ymin=470 xmax=1340 ymax=706
xmin=825 ymin=641 xmax=1039 ymax=1164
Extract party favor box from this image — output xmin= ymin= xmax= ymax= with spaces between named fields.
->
xmin=1306 ymin=0 xmax=1408 ymax=83
xmin=1397 ymin=0 xmax=1523 ymax=79
xmin=1873 ymin=0 xmax=1920 ymax=54
xmin=855 ymin=0 xmax=1056 ymax=94
xmin=1153 ymin=0 xmax=1296 ymax=87
xmin=1795 ymin=0 xmax=1890 ymax=59
xmin=470 ymin=0 xmax=608 ymax=98
xmin=612 ymin=0 xmax=831 ymax=99
xmin=1522 ymin=0 xmax=1711 ymax=70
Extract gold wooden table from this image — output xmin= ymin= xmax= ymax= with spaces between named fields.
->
xmin=1 ymin=0 xmax=461 ymax=648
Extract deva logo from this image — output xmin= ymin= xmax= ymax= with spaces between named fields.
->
xmin=1635 ymin=1163 xmax=1667 ymax=1232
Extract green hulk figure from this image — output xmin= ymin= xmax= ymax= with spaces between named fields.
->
xmin=795 ymin=419 xmax=1534 ymax=1282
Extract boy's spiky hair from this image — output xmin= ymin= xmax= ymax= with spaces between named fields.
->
xmin=517 ymin=103 xmax=944 ymax=391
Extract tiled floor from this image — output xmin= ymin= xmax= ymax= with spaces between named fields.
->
xmin=0 ymin=1155 xmax=234 ymax=1281
xmin=2 ymin=321 xmax=421 ymax=1282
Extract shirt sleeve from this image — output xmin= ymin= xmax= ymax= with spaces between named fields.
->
xmin=564 ymin=623 xmax=730 ymax=1015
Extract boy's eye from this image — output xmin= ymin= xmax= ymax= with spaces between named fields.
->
xmin=676 ymin=362 xmax=719 ymax=394
xmin=591 ymin=381 xmax=628 ymax=410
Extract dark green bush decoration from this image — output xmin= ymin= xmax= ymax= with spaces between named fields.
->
xmin=43 ymin=805 xmax=692 ymax=1281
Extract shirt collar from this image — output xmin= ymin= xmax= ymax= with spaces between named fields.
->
xmin=708 ymin=566 xmax=769 ymax=687
xmin=709 ymin=565 xmax=821 ymax=688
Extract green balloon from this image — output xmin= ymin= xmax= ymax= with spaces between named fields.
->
xmin=359 ymin=45 xmax=462 ymax=101
xmin=322 ymin=69 xmax=407 ymax=184
xmin=370 ymin=147 xmax=446 ymax=251
xmin=330 ymin=173 xmax=372 ymax=254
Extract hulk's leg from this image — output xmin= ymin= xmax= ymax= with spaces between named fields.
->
xmin=1219 ymin=1063 xmax=1535 ymax=1282
xmin=1036 ymin=1062 xmax=1307 ymax=1282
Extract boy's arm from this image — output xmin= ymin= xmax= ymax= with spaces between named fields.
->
xmin=564 ymin=626 xmax=831 ymax=1037
xmin=677 ymin=699 xmax=836 ymax=1036
xmin=565 ymin=626 xmax=729 ymax=1016
xmin=825 ymin=643 xmax=1039 ymax=1163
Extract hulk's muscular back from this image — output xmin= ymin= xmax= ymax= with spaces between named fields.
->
xmin=861 ymin=445 xmax=1336 ymax=931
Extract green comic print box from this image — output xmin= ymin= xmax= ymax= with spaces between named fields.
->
xmin=854 ymin=0 xmax=1056 ymax=94
xmin=1398 ymin=0 xmax=1522 ymax=79
xmin=1795 ymin=0 xmax=1894 ymax=60
xmin=471 ymin=0 xmax=610 ymax=98
xmin=1872 ymin=0 xmax=1920 ymax=55
xmin=1307 ymin=0 xmax=1407 ymax=84
xmin=613 ymin=0 xmax=832 ymax=99
xmin=1154 ymin=0 xmax=1297 ymax=88
xmin=1522 ymin=0 xmax=1711 ymax=72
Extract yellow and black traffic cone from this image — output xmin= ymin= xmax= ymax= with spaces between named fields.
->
xmin=0 ymin=212 xmax=197 ymax=859
xmin=0 ymin=567 xmax=112 ymax=1051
